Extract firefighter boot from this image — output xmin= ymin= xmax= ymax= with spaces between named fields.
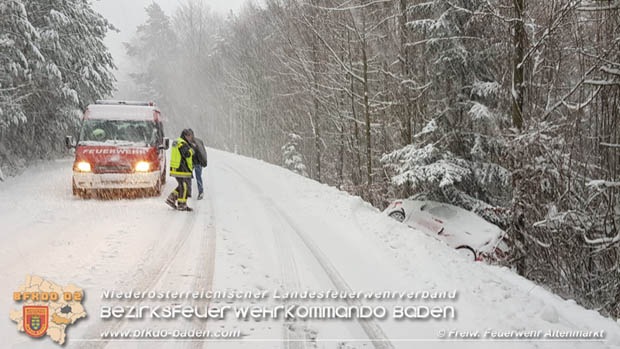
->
xmin=165 ymin=191 xmax=178 ymax=209
xmin=177 ymin=202 xmax=193 ymax=212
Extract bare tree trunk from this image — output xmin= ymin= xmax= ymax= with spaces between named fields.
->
xmin=347 ymin=29 xmax=362 ymax=189
xmin=310 ymin=0 xmax=322 ymax=182
xmin=339 ymin=120 xmax=345 ymax=188
xmin=361 ymin=10 xmax=372 ymax=190
xmin=512 ymin=0 xmax=526 ymax=130
xmin=512 ymin=0 xmax=526 ymax=275
xmin=399 ymin=0 xmax=412 ymax=145
xmin=313 ymin=83 xmax=322 ymax=182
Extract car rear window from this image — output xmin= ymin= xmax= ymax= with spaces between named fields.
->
xmin=428 ymin=205 xmax=457 ymax=219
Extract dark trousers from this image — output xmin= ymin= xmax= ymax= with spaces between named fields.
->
xmin=194 ymin=165 xmax=204 ymax=194
xmin=173 ymin=177 xmax=192 ymax=203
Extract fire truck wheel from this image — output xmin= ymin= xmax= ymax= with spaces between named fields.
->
xmin=72 ymin=180 xmax=89 ymax=198
xmin=152 ymin=178 xmax=162 ymax=197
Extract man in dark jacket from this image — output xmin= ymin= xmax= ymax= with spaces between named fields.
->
xmin=192 ymin=135 xmax=208 ymax=200
xmin=165 ymin=129 xmax=195 ymax=211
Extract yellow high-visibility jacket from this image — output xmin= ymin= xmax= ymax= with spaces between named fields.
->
xmin=170 ymin=137 xmax=194 ymax=178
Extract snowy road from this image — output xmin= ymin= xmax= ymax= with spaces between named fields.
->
xmin=1 ymin=149 xmax=619 ymax=349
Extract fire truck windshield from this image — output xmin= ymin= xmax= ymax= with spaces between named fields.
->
xmin=78 ymin=119 xmax=157 ymax=146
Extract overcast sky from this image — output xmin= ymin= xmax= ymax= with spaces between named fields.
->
xmin=92 ymin=0 xmax=247 ymax=97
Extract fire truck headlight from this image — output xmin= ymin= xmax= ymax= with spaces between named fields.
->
xmin=135 ymin=161 xmax=150 ymax=172
xmin=76 ymin=161 xmax=91 ymax=172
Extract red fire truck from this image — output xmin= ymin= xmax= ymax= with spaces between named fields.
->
xmin=65 ymin=100 xmax=170 ymax=198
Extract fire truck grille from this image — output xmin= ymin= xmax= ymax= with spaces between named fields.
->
xmin=95 ymin=165 xmax=133 ymax=173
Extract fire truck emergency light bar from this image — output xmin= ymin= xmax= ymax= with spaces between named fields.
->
xmin=95 ymin=100 xmax=155 ymax=107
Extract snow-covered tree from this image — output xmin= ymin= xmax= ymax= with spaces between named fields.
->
xmin=0 ymin=0 xmax=115 ymax=172
xmin=282 ymin=133 xmax=308 ymax=177
xmin=125 ymin=2 xmax=177 ymax=104
xmin=20 ymin=0 xmax=115 ymax=110
xmin=382 ymin=0 xmax=512 ymax=226
xmin=0 ymin=0 xmax=40 ymax=129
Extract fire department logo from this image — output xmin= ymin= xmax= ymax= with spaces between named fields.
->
xmin=10 ymin=275 xmax=87 ymax=345
xmin=23 ymin=306 xmax=48 ymax=338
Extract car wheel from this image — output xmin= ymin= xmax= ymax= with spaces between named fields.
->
xmin=456 ymin=246 xmax=476 ymax=261
xmin=78 ymin=189 xmax=92 ymax=199
xmin=389 ymin=211 xmax=406 ymax=222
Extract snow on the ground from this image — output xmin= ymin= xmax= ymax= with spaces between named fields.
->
xmin=0 ymin=149 xmax=618 ymax=349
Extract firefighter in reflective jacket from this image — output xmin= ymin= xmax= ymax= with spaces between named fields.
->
xmin=165 ymin=129 xmax=195 ymax=211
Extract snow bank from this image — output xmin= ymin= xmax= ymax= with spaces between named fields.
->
xmin=1 ymin=149 xmax=618 ymax=348
xmin=211 ymin=148 xmax=620 ymax=348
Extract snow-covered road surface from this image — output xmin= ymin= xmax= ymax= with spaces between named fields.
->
xmin=1 ymin=149 xmax=619 ymax=349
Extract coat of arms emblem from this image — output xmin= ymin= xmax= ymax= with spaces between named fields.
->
xmin=23 ymin=306 xmax=48 ymax=338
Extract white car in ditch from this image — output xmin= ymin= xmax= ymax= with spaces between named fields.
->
xmin=385 ymin=200 xmax=509 ymax=261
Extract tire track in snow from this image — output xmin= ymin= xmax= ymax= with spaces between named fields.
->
xmin=81 ymin=207 xmax=199 ymax=349
xmin=188 ymin=182 xmax=218 ymax=349
xmin=212 ymin=162 xmax=311 ymax=348
xmin=219 ymin=163 xmax=394 ymax=349
xmin=268 ymin=202 xmax=313 ymax=349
